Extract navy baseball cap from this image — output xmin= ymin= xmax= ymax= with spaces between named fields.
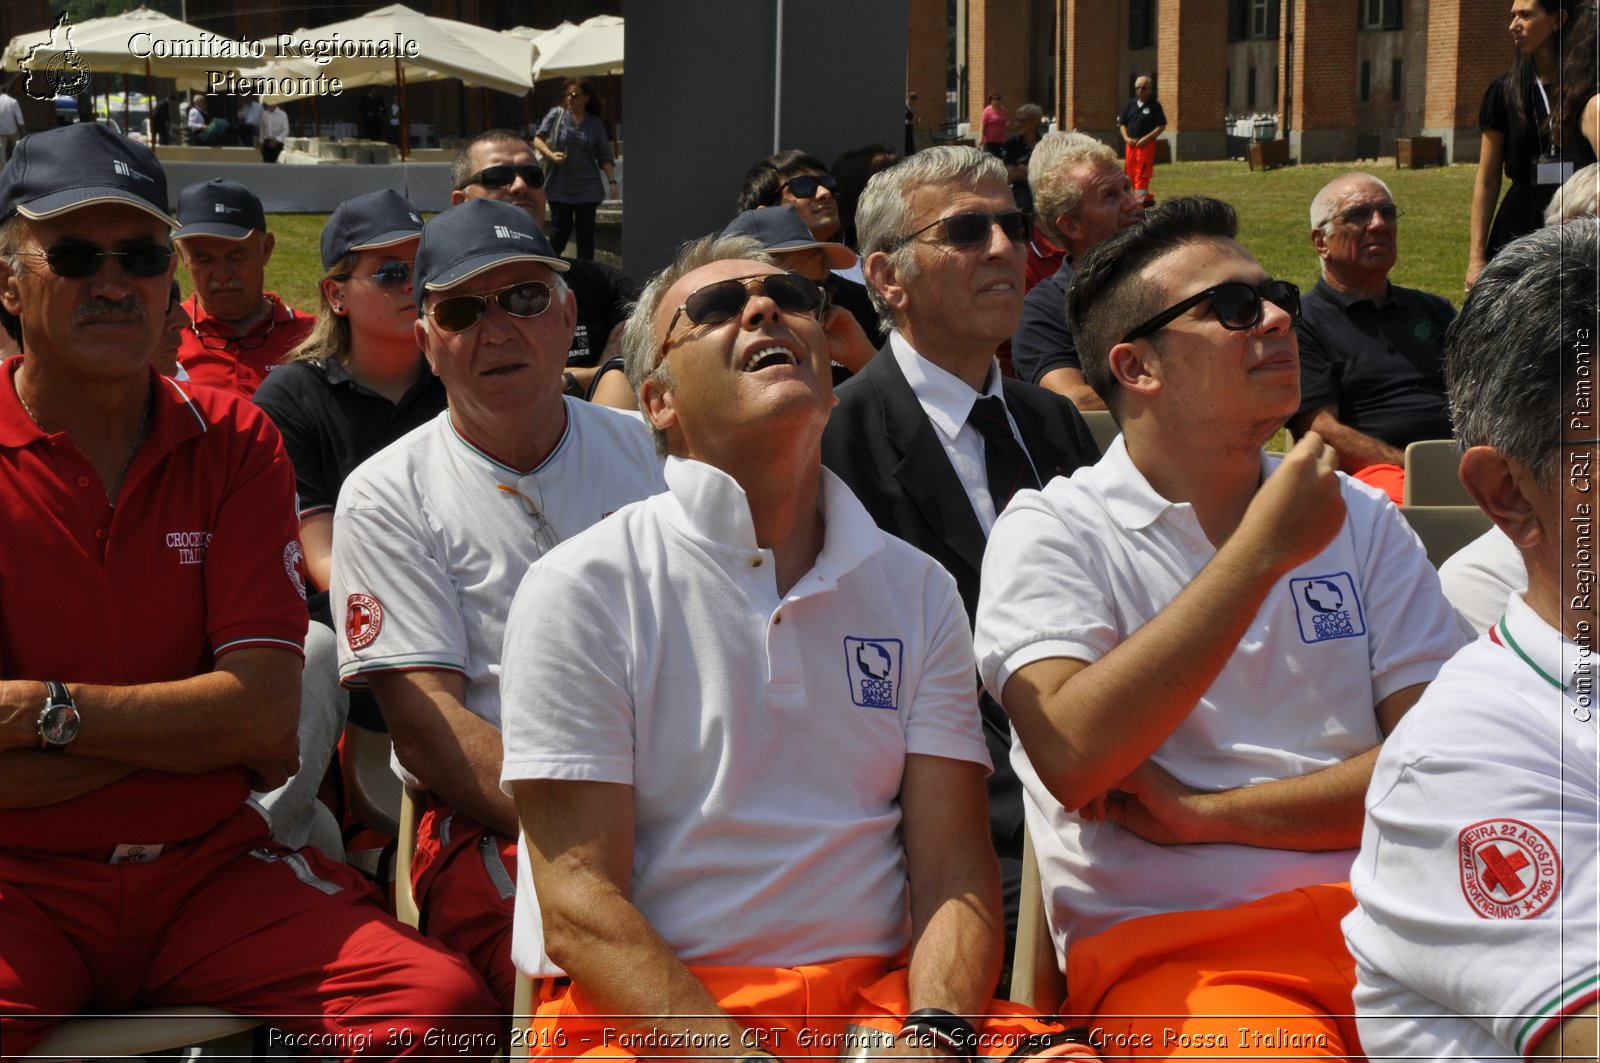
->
xmin=721 ymin=205 xmax=856 ymax=270
xmin=174 ymin=179 xmax=266 ymax=240
xmin=0 ymin=123 xmax=173 ymax=226
xmin=413 ymin=198 xmax=568 ymax=313
xmin=320 ymin=189 xmax=424 ymax=270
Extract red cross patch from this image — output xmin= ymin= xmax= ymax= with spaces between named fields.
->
xmin=345 ymin=593 xmax=384 ymax=651
xmin=1458 ymin=818 xmax=1561 ymax=919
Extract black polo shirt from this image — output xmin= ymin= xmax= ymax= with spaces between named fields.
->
xmin=253 ymin=355 xmax=447 ymax=518
xmin=1010 ymin=257 xmax=1077 ymax=385
xmin=1294 ymin=278 xmax=1456 ymax=449
xmin=564 ymin=259 xmax=639 ymax=368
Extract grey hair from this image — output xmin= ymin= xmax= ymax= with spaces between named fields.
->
xmin=1015 ymin=103 xmax=1044 ymax=122
xmin=854 ymin=145 xmax=1008 ymax=332
xmin=1309 ymin=172 xmax=1393 ymax=233
xmin=1446 ymin=219 xmax=1600 ymax=487
xmin=1545 ymin=163 xmax=1600 ymax=225
xmin=620 ymin=233 xmax=774 ymax=456
xmin=0 ymin=215 xmax=27 ymax=273
xmin=1029 ymin=131 xmax=1119 ymax=245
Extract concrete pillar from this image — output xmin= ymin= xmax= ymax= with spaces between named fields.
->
xmin=968 ymin=0 xmax=1031 ymax=139
xmin=1284 ymin=0 xmax=1358 ymax=162
xmin=1423 ymin=0 xmax=1508 ymax=164
xmin=1156 ymin=0 xmax=1228 ymax=160
xmin=1060 ymin=0 xmax=1122 ymax=141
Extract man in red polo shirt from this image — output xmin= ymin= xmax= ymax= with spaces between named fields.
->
xmin=174 ymin=179 xmax=314 ymax=397
xmin=0 ymin=122 xmax=497 ymax=1058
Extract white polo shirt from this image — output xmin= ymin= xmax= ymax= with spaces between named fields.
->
xmin=1345 ymin=591 xmax=1599 ymax=1062
xmin=499 ymin=457 xmax=991 ymax=976
xmin=331 ymin=402 xmax=664 ymax=749
xmin=974 ymin=436 xmax=1464 ymax=957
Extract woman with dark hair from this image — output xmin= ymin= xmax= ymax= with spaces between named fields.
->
xmin=1467 ymin=0 xmax=1599 ymax=289
xmin=533 ymin=78 xmax=617 ymax=260
xmin=830 ymin=142 xmax=898 ymax=249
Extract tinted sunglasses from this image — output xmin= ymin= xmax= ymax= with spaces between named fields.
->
xmin=1326 ymin=203 xmax=1402 ymax=229
xmin=428 ymin=279 xmax=557 ymax=332
xmin=781 ymin=174 xmax=837 ymax=199
xmin=192 ymin=313 xmax=276 ymax=351
xmin=900 ymin=210 xmax=1031 ymax=249
xmin=1122 ymin=279 xmax=1301 ymax=343
xmin=663 ymin=273 xmax=826 ymax=348
xmin=26 ymin=241 xmax=173 ymax=279
xmin=369 ymin=261 xmax=412 ymax=289
xmin=459 ymin=164 xmax=544 ymax=191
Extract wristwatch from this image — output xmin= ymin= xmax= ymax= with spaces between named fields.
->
xmin=36 ymin=680 xmax=80 ymax=752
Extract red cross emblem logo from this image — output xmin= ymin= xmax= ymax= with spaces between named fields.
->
xmin=1458 ymin=818 xmax=1561 ymax=920
xmin=345 ymin=593 xmax=384 ymax=651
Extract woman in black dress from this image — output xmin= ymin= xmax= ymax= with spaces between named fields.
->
xmin=1467 ymin=0 xmax=1599 ymax=289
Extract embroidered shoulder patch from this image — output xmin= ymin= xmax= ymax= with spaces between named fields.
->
xmin=1459 ymin=818 xmax=1561 ymax=919
xmin=843 ymin=637 xmax=903 ymax=711
xmin=283 ymin=540 xmax=307 ymax=600
xmin=1289 ymin=572 xmax=1366 ymax=643
xmin=345 ymin=593 xmax=384 ymax=651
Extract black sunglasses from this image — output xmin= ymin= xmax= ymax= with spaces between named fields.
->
xmin=428 ymin=279 xmax=558 ymax=333
xmin=26 ymin=241 xmax=173 ymax=279
xmin=781 ymin=174 xmax=837 ymax=199
xmin=459 ymin=164 xmax=544 ymax=192
xmin=1122 ymin=279 xmax=1301 ymax=343
xmin=1325 ymin=203 xmax=1402 ymax=229
xmin=899 ymin=210 xmax=1032 ymax=249
xmin=192 ymin=313 xmax=277 ymax=351
xmin=663 ymin=273 xmax=827 ymax=349
xmin=369 ymin=261 xmax=412 ymax=289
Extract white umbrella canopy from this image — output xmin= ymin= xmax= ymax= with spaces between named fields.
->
xmin=523 ymin=15 xmax=624 ymax=82
xmin=4 ymin=7 xmax=262 ymax=80
xmin=256 ymin=3 xmax=534 ymax=102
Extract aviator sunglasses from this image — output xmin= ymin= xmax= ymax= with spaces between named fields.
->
xmin=458 ymin=164 xmax=545 ymax=192
xmin=1122 ymin=280 xmax=1301 ymax=343
xmin=26 ymin=241 xmax=173 ymax=279
xmin=897 ymin=210 xmax=1032 ymax=249
xmin=428 ymin=280 xmax=558 ymax=333
xmin=662 ymin=273 xmax=827 ymax=349
xmin=781 ymin=174 xmax=837 ymax=199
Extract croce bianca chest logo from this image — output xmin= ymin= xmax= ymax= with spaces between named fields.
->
xmin=166 ymin=530 xmax=212 ymax=565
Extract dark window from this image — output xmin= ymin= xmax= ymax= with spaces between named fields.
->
xmin=1228 ymin=0 xmax=1247 ymax=42
xmin=1360 ymin=59 xmax=1371 ymax=103
xmin=1226 ymin=67 xmax=1233 ymax=106
xmin=1247 ymin=67 xmax=1257 ymax=109
xmin=1129 ymin=0 xmax=1155 ymax=49
xmin=1391 ymin=58 xmax=1403 ymax=100
xmin=1249 ymin=0 xmax=1281 ymax=38
xmin=1363 ymin=0 xmax=1403 ymax=30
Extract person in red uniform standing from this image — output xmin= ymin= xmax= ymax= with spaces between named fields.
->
xmin=1117 ymin=76 xmax=1167 ymax=208
xmin=174 ymin=179 xmax=315 ymax=397
xmin=0 ymin=122 xmax=497 ymax=1059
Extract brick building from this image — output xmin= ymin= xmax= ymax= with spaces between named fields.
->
xmin=909 ymin=0 xmax=1511 ymax=163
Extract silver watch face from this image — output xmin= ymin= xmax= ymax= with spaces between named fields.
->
xmin=39 ymin=702 xmax=80 ymax=746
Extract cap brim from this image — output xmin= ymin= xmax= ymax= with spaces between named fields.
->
xmin=768 ymin=238 xmax=857 ymax=270
xmin=17 ymin=189 xmax=176 ymax=228
xmin=173 ymin=223 xmax=255 ymax=240
xmin=424 ymin=251 xmax=570 ymax=292
xmin=349 ymin=230 xmax=424 ymax=253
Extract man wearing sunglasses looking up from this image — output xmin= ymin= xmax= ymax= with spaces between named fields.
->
xmin=172 ymin=179 xmax=315 ymax=398
xmin=450 ymin=130 xmax=637 ymax=402
xmin=822 ymin=146 xmax=1099 ymax=961
xmin=330 ymin=197 xmax=663 ymax=1011
xmin=1289 ymin=173 xmax=1457 ymax=505
xmin=974 ymin=196 xmax=1464 ymax=1057
xmin=498 ymin=233 xmax=1089 ymax=1060
xmin=0 ymin=121 xmax=498 ymax=1058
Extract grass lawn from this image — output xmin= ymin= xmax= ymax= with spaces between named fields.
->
xmin=239 ymin=158 xmax=1491 ymax=324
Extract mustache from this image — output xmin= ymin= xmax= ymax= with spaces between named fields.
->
xmin=71 ymin=296 xmax=147 ymax=324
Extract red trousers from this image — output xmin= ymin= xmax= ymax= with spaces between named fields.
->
xmin=1065 ymin=883 xmax=1364 ymax=1060
xmin=0 ymin=805 xmax=498 ymax=1060
xmin=411 ymin=804 xmax=518 ymax=1011
xmin=1125 ymin=139 xmax=1158 ymax=195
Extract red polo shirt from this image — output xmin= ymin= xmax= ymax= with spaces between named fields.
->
xmin=177 ymin=291 xmax=316 ymax=399
xmin=0 ymin=357 xmax=308 ymax=853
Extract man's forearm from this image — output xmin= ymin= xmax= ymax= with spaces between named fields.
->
xmin=1305 ymin=413 xmax=1404 ymax=473
xmin=0 ymin=750 xmax=139 ymax=808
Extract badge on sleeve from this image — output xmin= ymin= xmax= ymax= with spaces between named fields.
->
xmin=844 ymin=637 xmax=903 ymax=711
xmin=1459 ymin=818 xmax=1561 ymax=919
xmin=345 ymin=593 xmax=385 ymax=651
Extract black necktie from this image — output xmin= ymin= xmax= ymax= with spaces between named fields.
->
xmin=967 ymin=395 xmax=1038 ymax=515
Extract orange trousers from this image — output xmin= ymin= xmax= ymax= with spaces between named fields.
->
xmin=528 ymin=956 xmax=1095 ymax=1060
xmin=1064 ymin=883 xmax=1363 ymax=1061
xmin=1124 ymin=140 xmax=1158 ymax=196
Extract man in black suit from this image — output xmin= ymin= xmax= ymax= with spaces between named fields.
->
xmin=821 ymin=145 xmax=1099 ymax=959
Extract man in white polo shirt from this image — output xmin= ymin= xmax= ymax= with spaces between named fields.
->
xmin=1344 ymin=221 xmax=1599 ymax=1061
xmin=330 ymin=198 xmax=663 ymax=1010
xmin=498 ymin=235 xmax=1088 ymax=1059
xmin=975 ymin=196 xmax=1464 ymax=1057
